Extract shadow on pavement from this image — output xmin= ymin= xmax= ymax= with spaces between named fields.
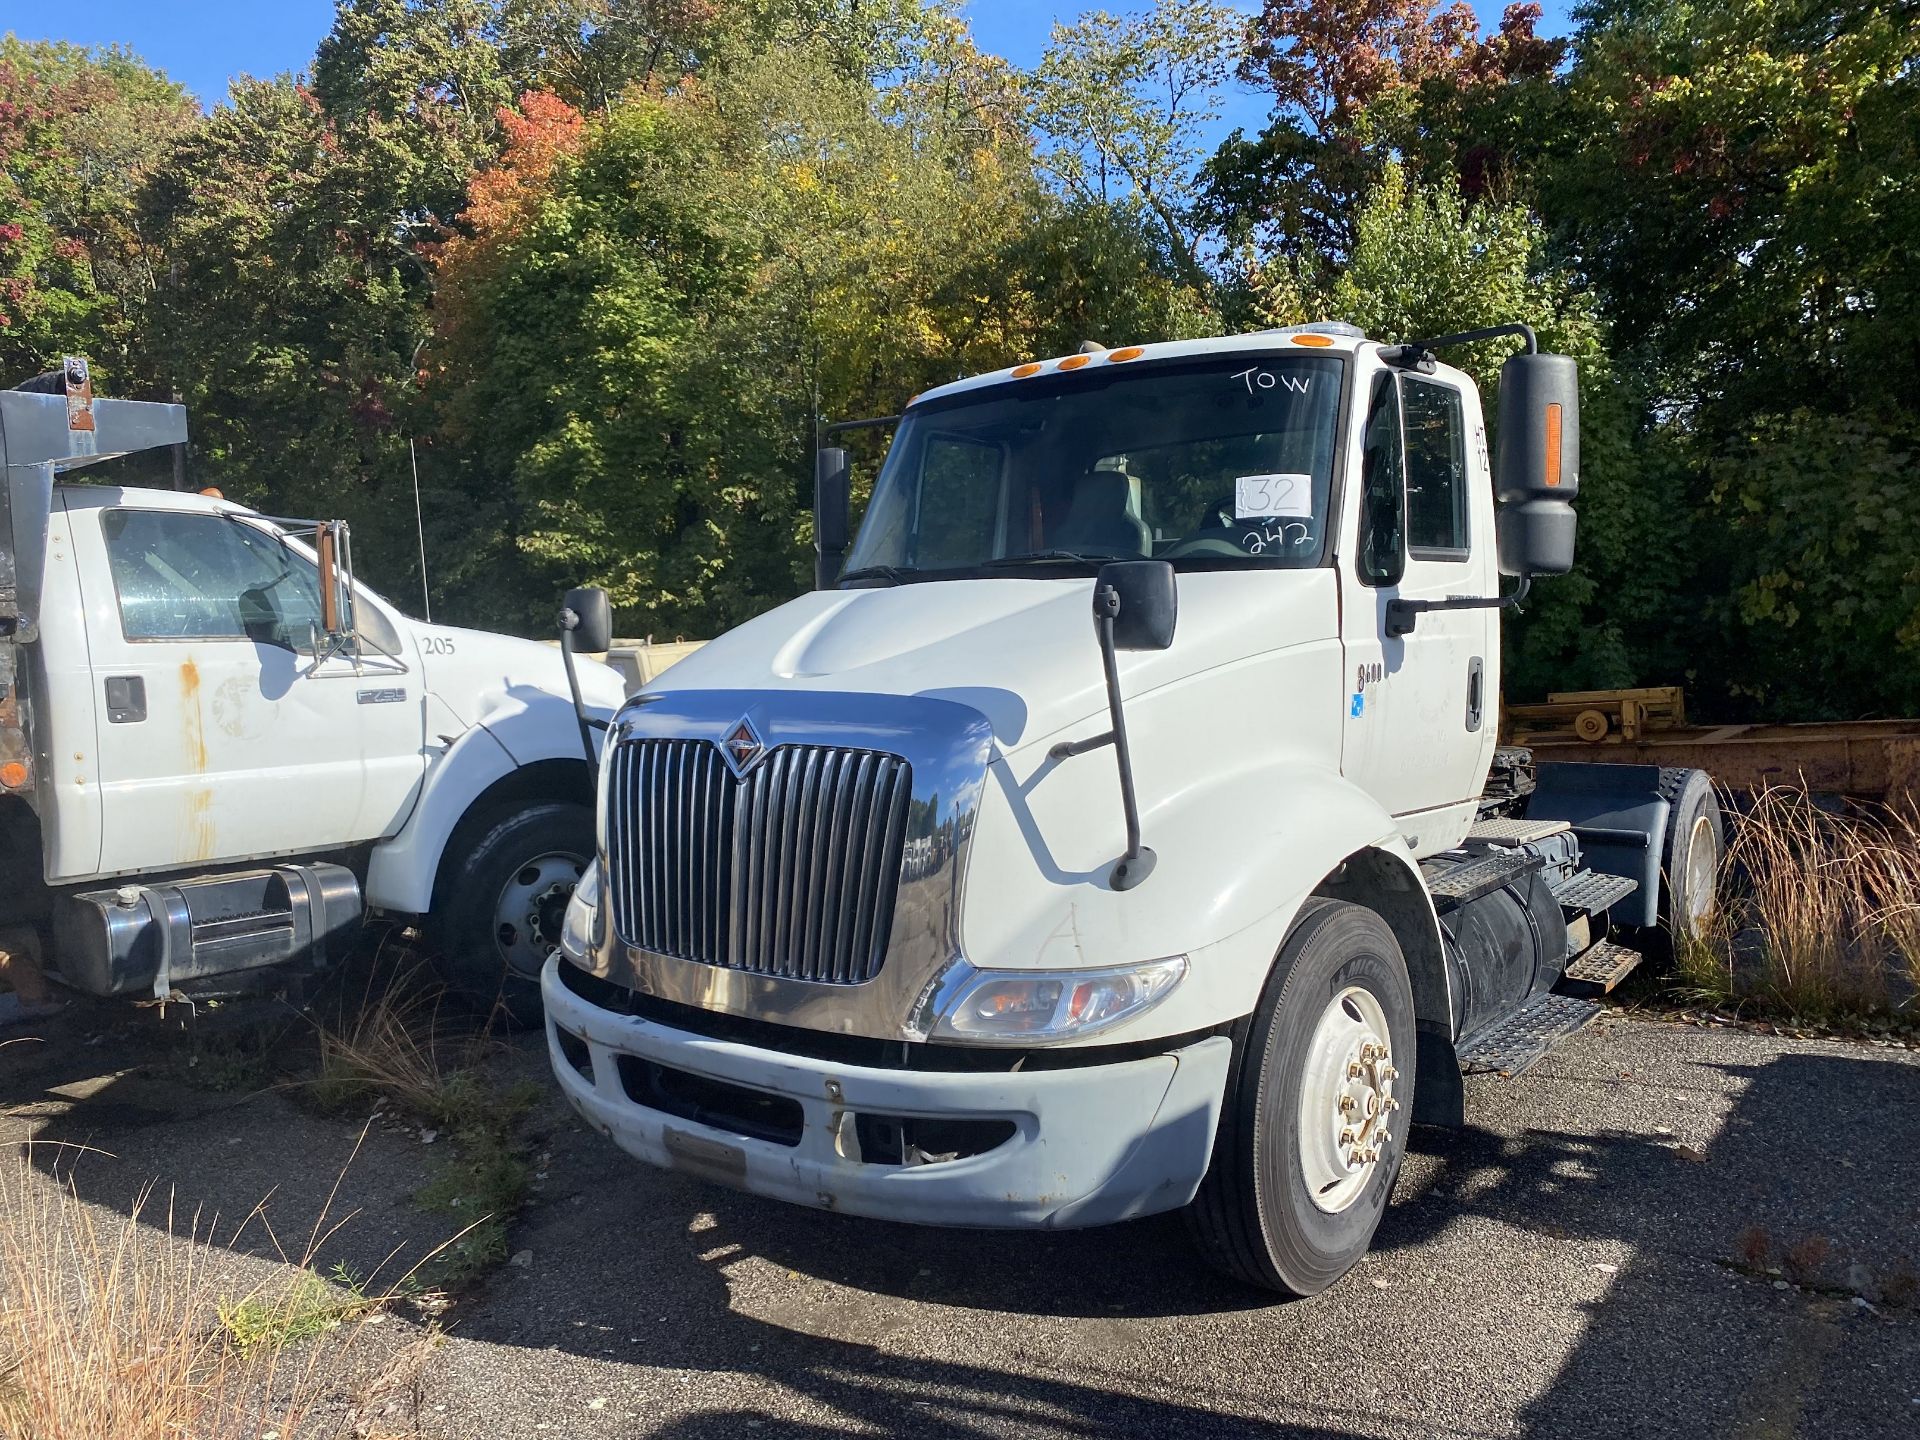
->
xmin=6 ymin=1006 xmax=1917 ymax=1436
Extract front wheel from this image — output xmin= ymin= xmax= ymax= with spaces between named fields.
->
xmin=428 ymin=801 xmax=592 ymax=1026
xmin=1187 ymin=898 xmax=1416 ymax=1296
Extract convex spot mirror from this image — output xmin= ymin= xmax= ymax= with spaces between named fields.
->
xmin=1495 ymin=352 xmax=1580 ymax=577
xmin=563 ymin=586 xmax=612 ymax=653
xmin=1095 ymin=560 xmax=1177 ymax=651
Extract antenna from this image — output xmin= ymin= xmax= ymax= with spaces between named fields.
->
xmin=408 ymin=436 xmax=432 ymax=623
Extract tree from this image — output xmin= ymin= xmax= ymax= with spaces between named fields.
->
xmin=0 ymin=38 xmax=195 ymax=386
xmin=1027 ymin=0 xmax=1247 ymax=285
xmin=1201 ymin=0 xmax=1562 ymax=260
xmin=1260 ymin=164 xmax=1688 ymax=698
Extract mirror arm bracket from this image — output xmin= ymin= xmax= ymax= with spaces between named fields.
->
xmin=1045 ymin=584 xmax=1157 ymax=890
xmin=1386 ymin=573 xmax=1531 ymax=638
xmin=556 ymin=606 xmax=600 ymax=777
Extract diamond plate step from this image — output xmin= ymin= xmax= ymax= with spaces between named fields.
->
xmin=1551 ymin=869 xmax=1639 ymax=914
xmin=1467 ymin=817 xmax=1571 ymax=845
xmin=1426 ymin=849 xmax=1545 ymax=911
xmin=1457 ymin=993 xmax=1602 ymax=1076
xmin=1559 ymin=940 xmax=1643 ymax=995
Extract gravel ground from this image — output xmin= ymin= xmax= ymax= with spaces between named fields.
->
xmin=3 ymin=1004 xmax=1915 ymax=1439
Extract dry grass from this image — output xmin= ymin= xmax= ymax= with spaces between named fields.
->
xmin=0 ymin=1149 xmax=429 ymax=1439
xmin=308 ymin=974 xmax=539 ymax=1291
xmin=1674 ymin=787 xmax=1920 ymax=1021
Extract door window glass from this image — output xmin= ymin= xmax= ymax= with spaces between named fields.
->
xmin=1402 ymin=378 xmax=1469 ymax=554
xmin=101 ymin=509 xmax=326 ymax=648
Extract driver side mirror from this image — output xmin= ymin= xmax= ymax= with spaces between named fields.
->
xmin=815 ymin=445 xmax=850 ymax=590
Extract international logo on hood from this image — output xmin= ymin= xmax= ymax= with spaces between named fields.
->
xmin=720 ymin=715 xmax=767 ymax=778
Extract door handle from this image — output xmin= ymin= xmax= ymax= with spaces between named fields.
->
xmin=1465 ymin=657 xmax=1484 ymax=733
xmin=104 ymin=675 xmax=147 ymax=724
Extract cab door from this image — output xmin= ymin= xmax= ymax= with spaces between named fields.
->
xmin=65 ymin=496 xmax=426 ymax=876
xmin=1339 ymin=367 xmax=1498 ymax=852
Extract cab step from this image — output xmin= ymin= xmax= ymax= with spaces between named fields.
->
xmin=1426 ymin=849 xmax=1545 ymax=912
xmin=1551 ymin=869 xmax=1638 ymax=916
xmin=1466 ymin=817 xmax=1570 ymax=845
xmin=1559 ymin=940 xmax=1643 ymax=996
xmin=1457 ymin=993 xmax=1602 ymax=1077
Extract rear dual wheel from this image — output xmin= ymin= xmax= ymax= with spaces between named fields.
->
xmin=1188 ymin=898 xmax=1415 ymax=1296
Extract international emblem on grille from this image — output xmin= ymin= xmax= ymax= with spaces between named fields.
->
xmin=721 ymin=716 xmax=765 ymax=777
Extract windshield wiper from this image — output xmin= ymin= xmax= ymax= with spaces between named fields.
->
xmin=982 ymin=550 xmax=1113 ymax=569
xmin=838 ymin=565 xmax=916 ymax=586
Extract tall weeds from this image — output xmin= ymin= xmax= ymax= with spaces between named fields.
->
xmin=1677 ymin=787 xmax=1920 ymax=1020
xmin=0 ymin=1155 xmax=411 ymax=1439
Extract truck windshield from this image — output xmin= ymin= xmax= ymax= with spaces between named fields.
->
xmin=842 ymin=353 xmax=1344 ymax=581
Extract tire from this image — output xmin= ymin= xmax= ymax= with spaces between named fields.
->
xmin=1186 ymin=898 xmax=1417 ymax=1296
xmin=1656 ymin=768 xmax=1723 ymax=946
xmin=428 ymin=801 xmax=592 ymax=1026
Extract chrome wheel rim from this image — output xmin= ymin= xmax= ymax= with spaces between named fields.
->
xmin=1297 ymin=984 xmax=1399 ymax=1215
xmin=493 ymin=851 xmax=586 ymax=979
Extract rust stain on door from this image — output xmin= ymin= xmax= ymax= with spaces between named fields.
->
xmin=185 ymin=788 xmax=215 ymax=861
xmin=179 ymin=660 xmax=208 ymax=773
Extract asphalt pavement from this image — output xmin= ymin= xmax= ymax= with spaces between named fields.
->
xmin=4 ymin=1006 xmax=1916 ymax=1438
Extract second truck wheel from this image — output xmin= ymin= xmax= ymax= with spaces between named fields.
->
xmin=1187 ymin=898 xmax=1416 ymax=1295
xmin=430 ymin=801 xmax=592 ymax=1025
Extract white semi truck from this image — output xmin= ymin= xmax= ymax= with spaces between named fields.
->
xmin=542 ymin=323 xmax=1725 ymax=1295
xmin=0 ymin=360 xmax=627 ymax=1019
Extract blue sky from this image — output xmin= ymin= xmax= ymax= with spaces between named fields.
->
xmin=6 ymin=1 xmax=1573 ymax=117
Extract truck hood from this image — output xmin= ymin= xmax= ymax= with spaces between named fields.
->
xmin=409 ymin=622 xmax=627 ymax=733
xmin=647 ymin=571 xmax=1338 ymax=755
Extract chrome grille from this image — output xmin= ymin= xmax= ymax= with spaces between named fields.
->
xmin=607 ymin=738 xmax=912 ymax=984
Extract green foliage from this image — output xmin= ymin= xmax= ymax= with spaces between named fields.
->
xmin=1027 ymin=0 xmax=1246 ymax=282
xmin=0 ymin=37 xmax=196 ymax=386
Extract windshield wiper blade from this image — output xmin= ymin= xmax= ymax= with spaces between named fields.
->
xmin=982 ymin=550 xmax=1112 ymax=568
xmin=838 ymin=565 xmax=916 ymax=585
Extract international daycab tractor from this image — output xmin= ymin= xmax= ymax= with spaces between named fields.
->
xmin=0 ymin=360 xmax=628 ymax=1020
xmin=544 ymin=322 xmax=1725 ymax=1295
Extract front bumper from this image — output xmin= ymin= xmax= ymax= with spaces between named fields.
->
xmin=542 ymin=956 xmax=1232 ymax=1229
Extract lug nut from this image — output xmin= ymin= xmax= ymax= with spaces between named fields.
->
xmin=1347 ymin=1061 xmax=1364 ymax=1079
xmin=1340 ymin=1127 xmax=1356 ymax=1145
xmin=1386 ymin=1096 xmax=1401 ymax=1113
xmin=1348 ymin=1149 xmax=1366 ymax=1167
xmin=1379 ymin=1131 xmax=1393 ymax=1148
xmin=1340 ymin=1096 xmax=1357 ymax=1116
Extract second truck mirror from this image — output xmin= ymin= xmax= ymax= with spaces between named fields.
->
xmin=814 ymin=445 xmax=850 ymax=590
xmin=562 ymin=586 xmax=613 ymax=654
xmin=1495 ymin=352 xmax=1580 ymax=576
xmin=1097 ymin=560 xmax=1178 ymax=651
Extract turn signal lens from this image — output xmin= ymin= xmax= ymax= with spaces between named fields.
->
xmin=928 ymin=956 xmax=1187 ymax=1045
xmin=1544 ymin=403 xmax=1563 ymax=487
xmin=1011 ymin=363 xmax=1042 ymax=379
xmin=1057 ymin=354 xmax=1091 ymax=371
xmin=559 ymin=860 xmax=602 ymax=962
xmin=0 ymin=761 xmax=26 ymax=789
xmin=1108 ymin=346 xmax=1145 ymax=362
xmin=1290 ymin=334 xmax=1336 ymax=347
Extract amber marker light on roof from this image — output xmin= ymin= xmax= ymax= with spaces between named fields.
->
xmin=1289 ymin=334 xmax=1335 ymax=347
xmin=1107 ymin=346 xmax=1145 ymax=362
xmin=1011 ymin=363 xmax=1042 ymax=378
xmin=1057 ymin=354 xmax=1091 ymax=370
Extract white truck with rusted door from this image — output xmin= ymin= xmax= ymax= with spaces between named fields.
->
xmin=0 ymin=360 xmax=626 ymax=1019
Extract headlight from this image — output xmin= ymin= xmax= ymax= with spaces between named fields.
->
xmin=926 ymin=956 xmax=1187 ymax=1045
xmin=559 ymin=859 xmax=602 ymax=962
